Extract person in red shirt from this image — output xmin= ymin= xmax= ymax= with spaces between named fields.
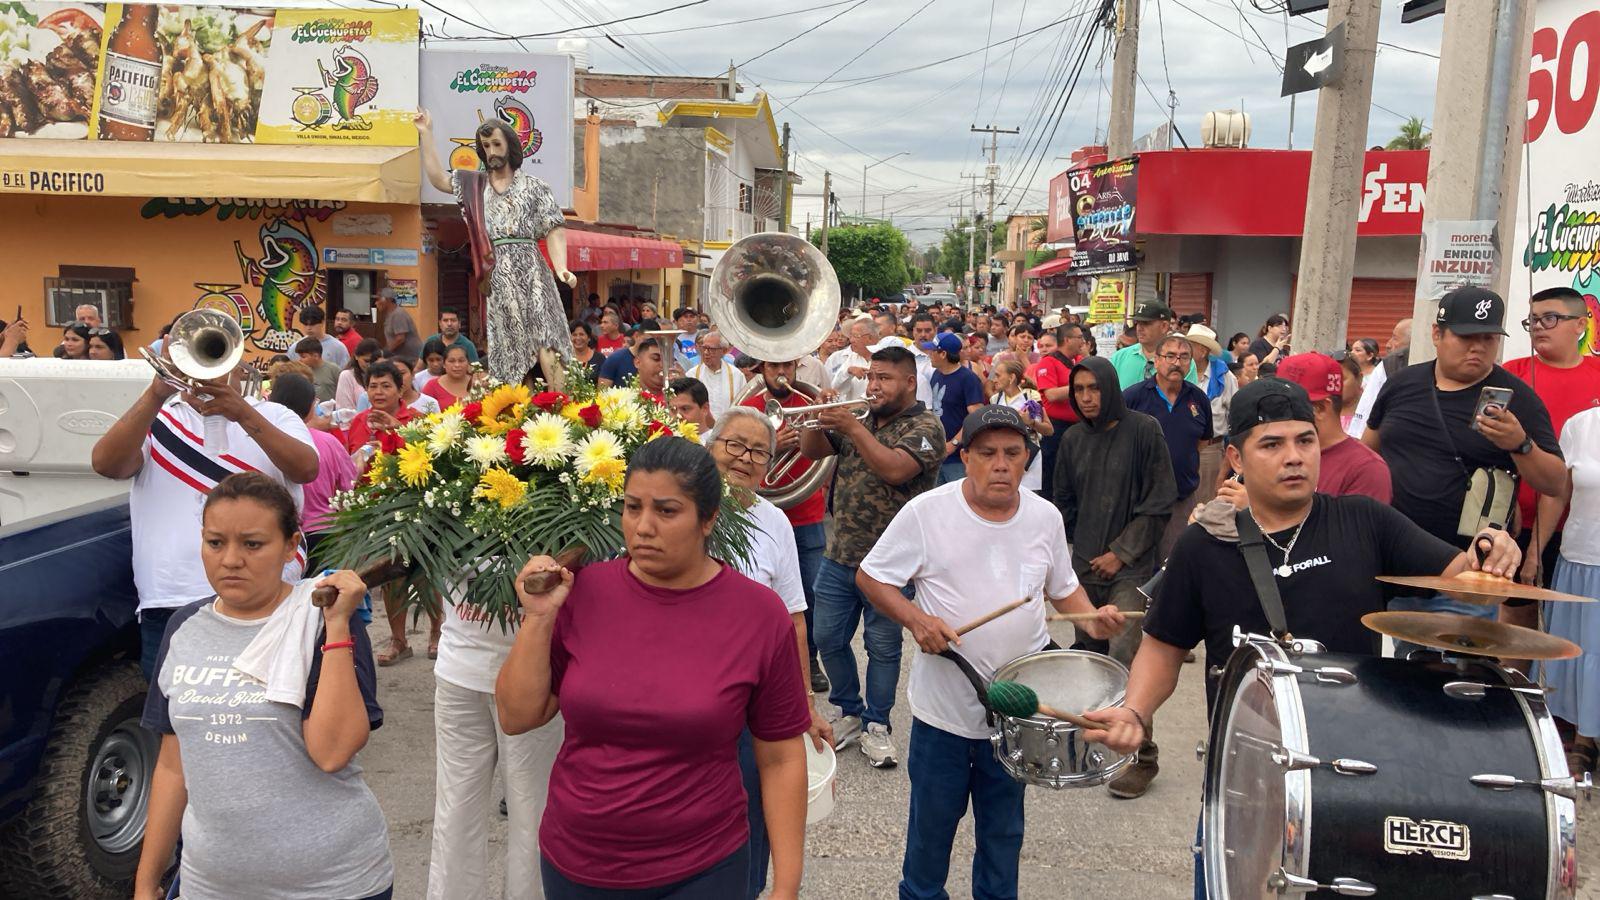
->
xmin=1504 ymin=286 xmax=1600 ymax=583
xmin=595 ymin=308 xmax=627 ymax=357
xmin=1276 ymin=353 xmax=1392 ymax=501
xmin=742 ymin=358 xmax=832 ymax=692
xmin=1032 ymin=322 xmax=1085 ymax=498
xmin=343 ymin=361 xmax=419 ymax=453
xmin=497 ymin=437 xmax=810 ymax=900
xmin=333 ymin=309 xmax=363 ymax=357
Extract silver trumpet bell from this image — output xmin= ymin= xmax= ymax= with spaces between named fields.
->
xmin=140 ymin=308 xmax=249 ymax=396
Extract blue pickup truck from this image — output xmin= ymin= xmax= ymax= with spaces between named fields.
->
xmin=0 ymin=359 xmax=155 ymax=896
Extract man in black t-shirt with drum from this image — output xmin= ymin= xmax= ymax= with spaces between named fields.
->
xmin=1081 ymin=378 xmax=1523 ymax=752
xmin=1363 ymin=287 xmax=1563 ymax=640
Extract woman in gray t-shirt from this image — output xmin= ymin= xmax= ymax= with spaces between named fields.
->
xmin=135 ymin=473 xmax=393 ymax=900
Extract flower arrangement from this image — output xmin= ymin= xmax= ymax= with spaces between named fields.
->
xmin=318 ymin=364 xmax=753 ymax=627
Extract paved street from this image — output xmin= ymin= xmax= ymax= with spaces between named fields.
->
xmin=360 ymin=612 xmax=1600 ymax=899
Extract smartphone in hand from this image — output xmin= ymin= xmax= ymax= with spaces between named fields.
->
xmin=1470 ymin=385 xmax=1514 ymax=431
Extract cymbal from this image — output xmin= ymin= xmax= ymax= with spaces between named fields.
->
xmin=1376 ymin=570 xmax=1594 ymax=604
xmin=1361 ymin=611 xmax=1582 ymax=660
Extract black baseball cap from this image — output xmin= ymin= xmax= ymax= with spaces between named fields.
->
xmin=958 ymin=405 xmax=1035 ymax=448
xmin=1227 ymin=377 xmax=1316 ymax=439
xmin=1130 ymin=301 xmax=1174 ymax=322
xmin=1434 ymin=286 xmax=1508 ymax=336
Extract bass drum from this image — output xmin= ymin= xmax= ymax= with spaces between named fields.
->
xmin=1203 ymin=635 xmax=1577 ymax=899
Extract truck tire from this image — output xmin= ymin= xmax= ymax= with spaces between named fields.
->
xmin=0 ymin=662 xmax=158 ymax=899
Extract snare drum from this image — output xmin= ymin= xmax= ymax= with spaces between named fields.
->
xmin=989 ymin=649 xmax=1133 ymax=789
xmin=1204 ymin=634 xmax=1576 ymax=899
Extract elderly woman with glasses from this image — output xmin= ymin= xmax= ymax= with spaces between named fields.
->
xmin=705 ymin=406 xmax=832 ymax=898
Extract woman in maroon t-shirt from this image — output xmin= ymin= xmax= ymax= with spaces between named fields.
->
xmin=497 ymin=437 xmax=811 ymax=899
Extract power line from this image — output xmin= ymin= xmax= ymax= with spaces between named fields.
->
xmin=988 ymin=0 xmax=1031 ymax=122
xmin=417 ymin=0 xmax=716 ymax=40
xmin=739 ymin=0 xmax=877 ymax=69
xmin=785 ymin=0 xmax=943 ymax=108
xmin=972 ymin=0 xmax=999 ymax=124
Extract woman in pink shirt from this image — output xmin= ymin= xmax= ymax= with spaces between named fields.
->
xmin=497 ymin=438 xmax=810 ymax=899
xmin=266 ymin=373 xmax=356 ymax=563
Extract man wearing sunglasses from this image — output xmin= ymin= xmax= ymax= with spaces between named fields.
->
xmin=1504 ymin=286 xmax=1600 ymax=585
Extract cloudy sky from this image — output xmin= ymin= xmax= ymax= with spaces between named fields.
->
xmin=344 ymin=0 xmax=1446 ymax=246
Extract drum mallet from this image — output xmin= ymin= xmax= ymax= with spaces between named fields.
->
xmin=1047 ymin=611 xmax=1146 ymax=623
xmin=952 ymin=598 xmax=1031 ymax=637
xmin=986 ymin=680 xmax=1101 ymax=731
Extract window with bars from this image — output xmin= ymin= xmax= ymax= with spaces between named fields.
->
xmin=44 ymin=270 xmax=136 ymax=328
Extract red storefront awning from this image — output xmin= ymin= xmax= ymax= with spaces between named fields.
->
xmin=564 ymin=230 xmax=684 ymax=271
xmin=1022 ymin=256 xmax=1074 ymax=279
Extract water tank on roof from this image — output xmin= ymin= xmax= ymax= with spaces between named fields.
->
xmin=557 ymin=37 xmax=591 ymax=71
xmin=1202 ymin=110 xmax=1251 ymax=148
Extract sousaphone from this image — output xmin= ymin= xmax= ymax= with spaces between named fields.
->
xmin=709 ymin=232 xmax=842 ymax=508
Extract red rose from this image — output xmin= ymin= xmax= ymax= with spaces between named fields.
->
xmin=461 ymin=401 xmax=483 ymax=423
xmin=505 ymin=428 xmax=527 ymax=464
xmin=377 ymin=430 xmax=406 ymax=455
xmin=648 ymin=420 xmax=675 ymax=438
xmin=577 ymin=403 xmax=602 ymax=428
xmin=531 ymin=390 xmax=568 ymax=413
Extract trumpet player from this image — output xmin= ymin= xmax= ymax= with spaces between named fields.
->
xmin=799 ymin=346 xmax=946 ymax=768
xmin=91 ymin=337 xmax=318 ymax=681
xmin=742 ymin=358 xmax=833 ymax=693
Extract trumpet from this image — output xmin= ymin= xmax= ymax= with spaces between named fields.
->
xmin=765 ymin=396 xmax=871 ymax=431
xmin=139 ymin=308 xmax=259 ymax=454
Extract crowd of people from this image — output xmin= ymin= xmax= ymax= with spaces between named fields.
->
xmin=48 ymin=275 xmax=1598 ymax=899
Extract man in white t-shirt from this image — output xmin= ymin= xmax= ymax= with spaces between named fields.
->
xmin=91 ymin=366 xmax=318 ymax=679
xmin=828 ymin=317 xmax=878 ymax=402
xmin=683 ymin=330 xmax=746 ymax=417
xmin=857 ymin=405 xmax=1124 ymax=900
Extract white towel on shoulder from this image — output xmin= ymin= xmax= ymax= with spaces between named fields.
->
xmin=233 ymin=579 xmax=323 ymax=709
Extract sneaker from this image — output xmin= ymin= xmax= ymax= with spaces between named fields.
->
xmin=1108 ymin=738 xmax=1159 ymax=799
xmin=810 ymin=658 xmax=831 ymax=694
xmin=861 ymin=722 xmax=898 ymax=769
xmin=832 ymin=715 xmax=863 ymax=751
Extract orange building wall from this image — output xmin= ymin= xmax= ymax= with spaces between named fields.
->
xmin=0 ymin=195 xmax=436 ymax=360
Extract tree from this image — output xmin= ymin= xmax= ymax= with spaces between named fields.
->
xmin=811 ymin=223 xmax=912 ymax=300
xmin=1386 ymin=116 xmax=1431 ymax=150
xmin=935 ymin=218 xmax=1009 ymax=286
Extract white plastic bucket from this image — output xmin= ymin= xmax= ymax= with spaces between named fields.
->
xmin=805 ymin=739 xmax=838 ymax=825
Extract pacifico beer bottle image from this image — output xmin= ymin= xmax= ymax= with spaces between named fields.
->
xmin=96 ymin=4 xmax=161 ymax=141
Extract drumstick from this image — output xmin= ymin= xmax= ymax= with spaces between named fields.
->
xmin=953 ymin=598 xmax=1031 ymax=636
xmin=986 ymin=680 xmax=1101 ymax=730
xmin=1035 ymin=702 xmax=1101 ymax=731
xmin=1048 ymin=610 xmax=1146 ymax=623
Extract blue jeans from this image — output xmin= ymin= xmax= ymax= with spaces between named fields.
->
xmin=1193 ymin=813 xmax=1205 ymax=899
xmin=792 ymin=522 xmax=825 ymax=658
xmin=140 ymin=607 xmax=178 ymax=682
xmin=737 ymin=729 xmax=768 ymax=899
xmin=937 ymin=460 xmax=966 ymax=485
xmin=812 ymin=559 xmax=904 ymax=728
xmin=1388 ymin=592 xmax=1495 ymax=658
xmin=900 ymin=719 xmax=1025 ymax=900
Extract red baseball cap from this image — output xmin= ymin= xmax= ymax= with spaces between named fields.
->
xmin=1275 ymin=352 xmax=1343 ymax=402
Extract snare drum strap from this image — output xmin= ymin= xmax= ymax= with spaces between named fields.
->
xmin=1234 ymin=511 xmax=1292 ymax=642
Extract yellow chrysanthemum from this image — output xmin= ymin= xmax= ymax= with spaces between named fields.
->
xmin=523 ymin=413 xmax=574 ymax=467
xmin=474 ymin=467 xmax=527 ymax=509
xmin=427 ymin=411 xmax=465 ymax=456
xmin=365 ymin=450 xmax=391 ymax=485
xmin=574 ymin=429 xmax=626 ymax=489
xmin=396 ymin=442 xmax=434 ymax=488
xmin=464 ymin=434 xmax=508 ymax=468
xmin=478 ymin=384 xmax=531 ymax=434
xmin=677 ymin=420 xmax=701 ymax=444
xmin=560 ymin=402 xmax=589 ymax=425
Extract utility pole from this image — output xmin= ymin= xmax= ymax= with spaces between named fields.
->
xmin=819 ymin=171 xmax=830 ymax=256
xmin=778 ymin=122 xmax=791 ymax=233
xmin=972 ymin=125 xmax=1019 ymax=305
xmin=1407 ymin=0 xmax=1530 ymax=363
xmin=1106 ymin=0 xmax=1141 ymax=158
xmin=961 ymin=174 xmax=983 ymax=302
xmin=1290 ymin=0 xmax=1381 ymax=355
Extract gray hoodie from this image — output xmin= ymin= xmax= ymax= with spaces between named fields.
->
xmin=1052 ymin=355 xmax=1178 ymax=584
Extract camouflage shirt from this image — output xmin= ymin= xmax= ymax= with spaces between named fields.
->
xmin=824 ymin=401 xmax=947 ymax=567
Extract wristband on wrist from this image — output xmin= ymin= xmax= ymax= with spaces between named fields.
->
xmin=321 ymin=639 xmax=355 ymax=653
xmin=1128 ymin=707 xmax=1150 ymax=736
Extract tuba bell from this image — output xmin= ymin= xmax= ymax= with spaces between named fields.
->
xmin=710 ymin=233 xmax=843 ymax=509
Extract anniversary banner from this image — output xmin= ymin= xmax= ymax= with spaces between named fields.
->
xmin=1065 ymin=156 xmax=1138 ymax=275
xmin=418 ymin=49 xmax=574 ymax=206
xmin=1509 ymin=0 xmax=1600 ymax=358
xmin=0 ymin=3 xmax=417 ymax=144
